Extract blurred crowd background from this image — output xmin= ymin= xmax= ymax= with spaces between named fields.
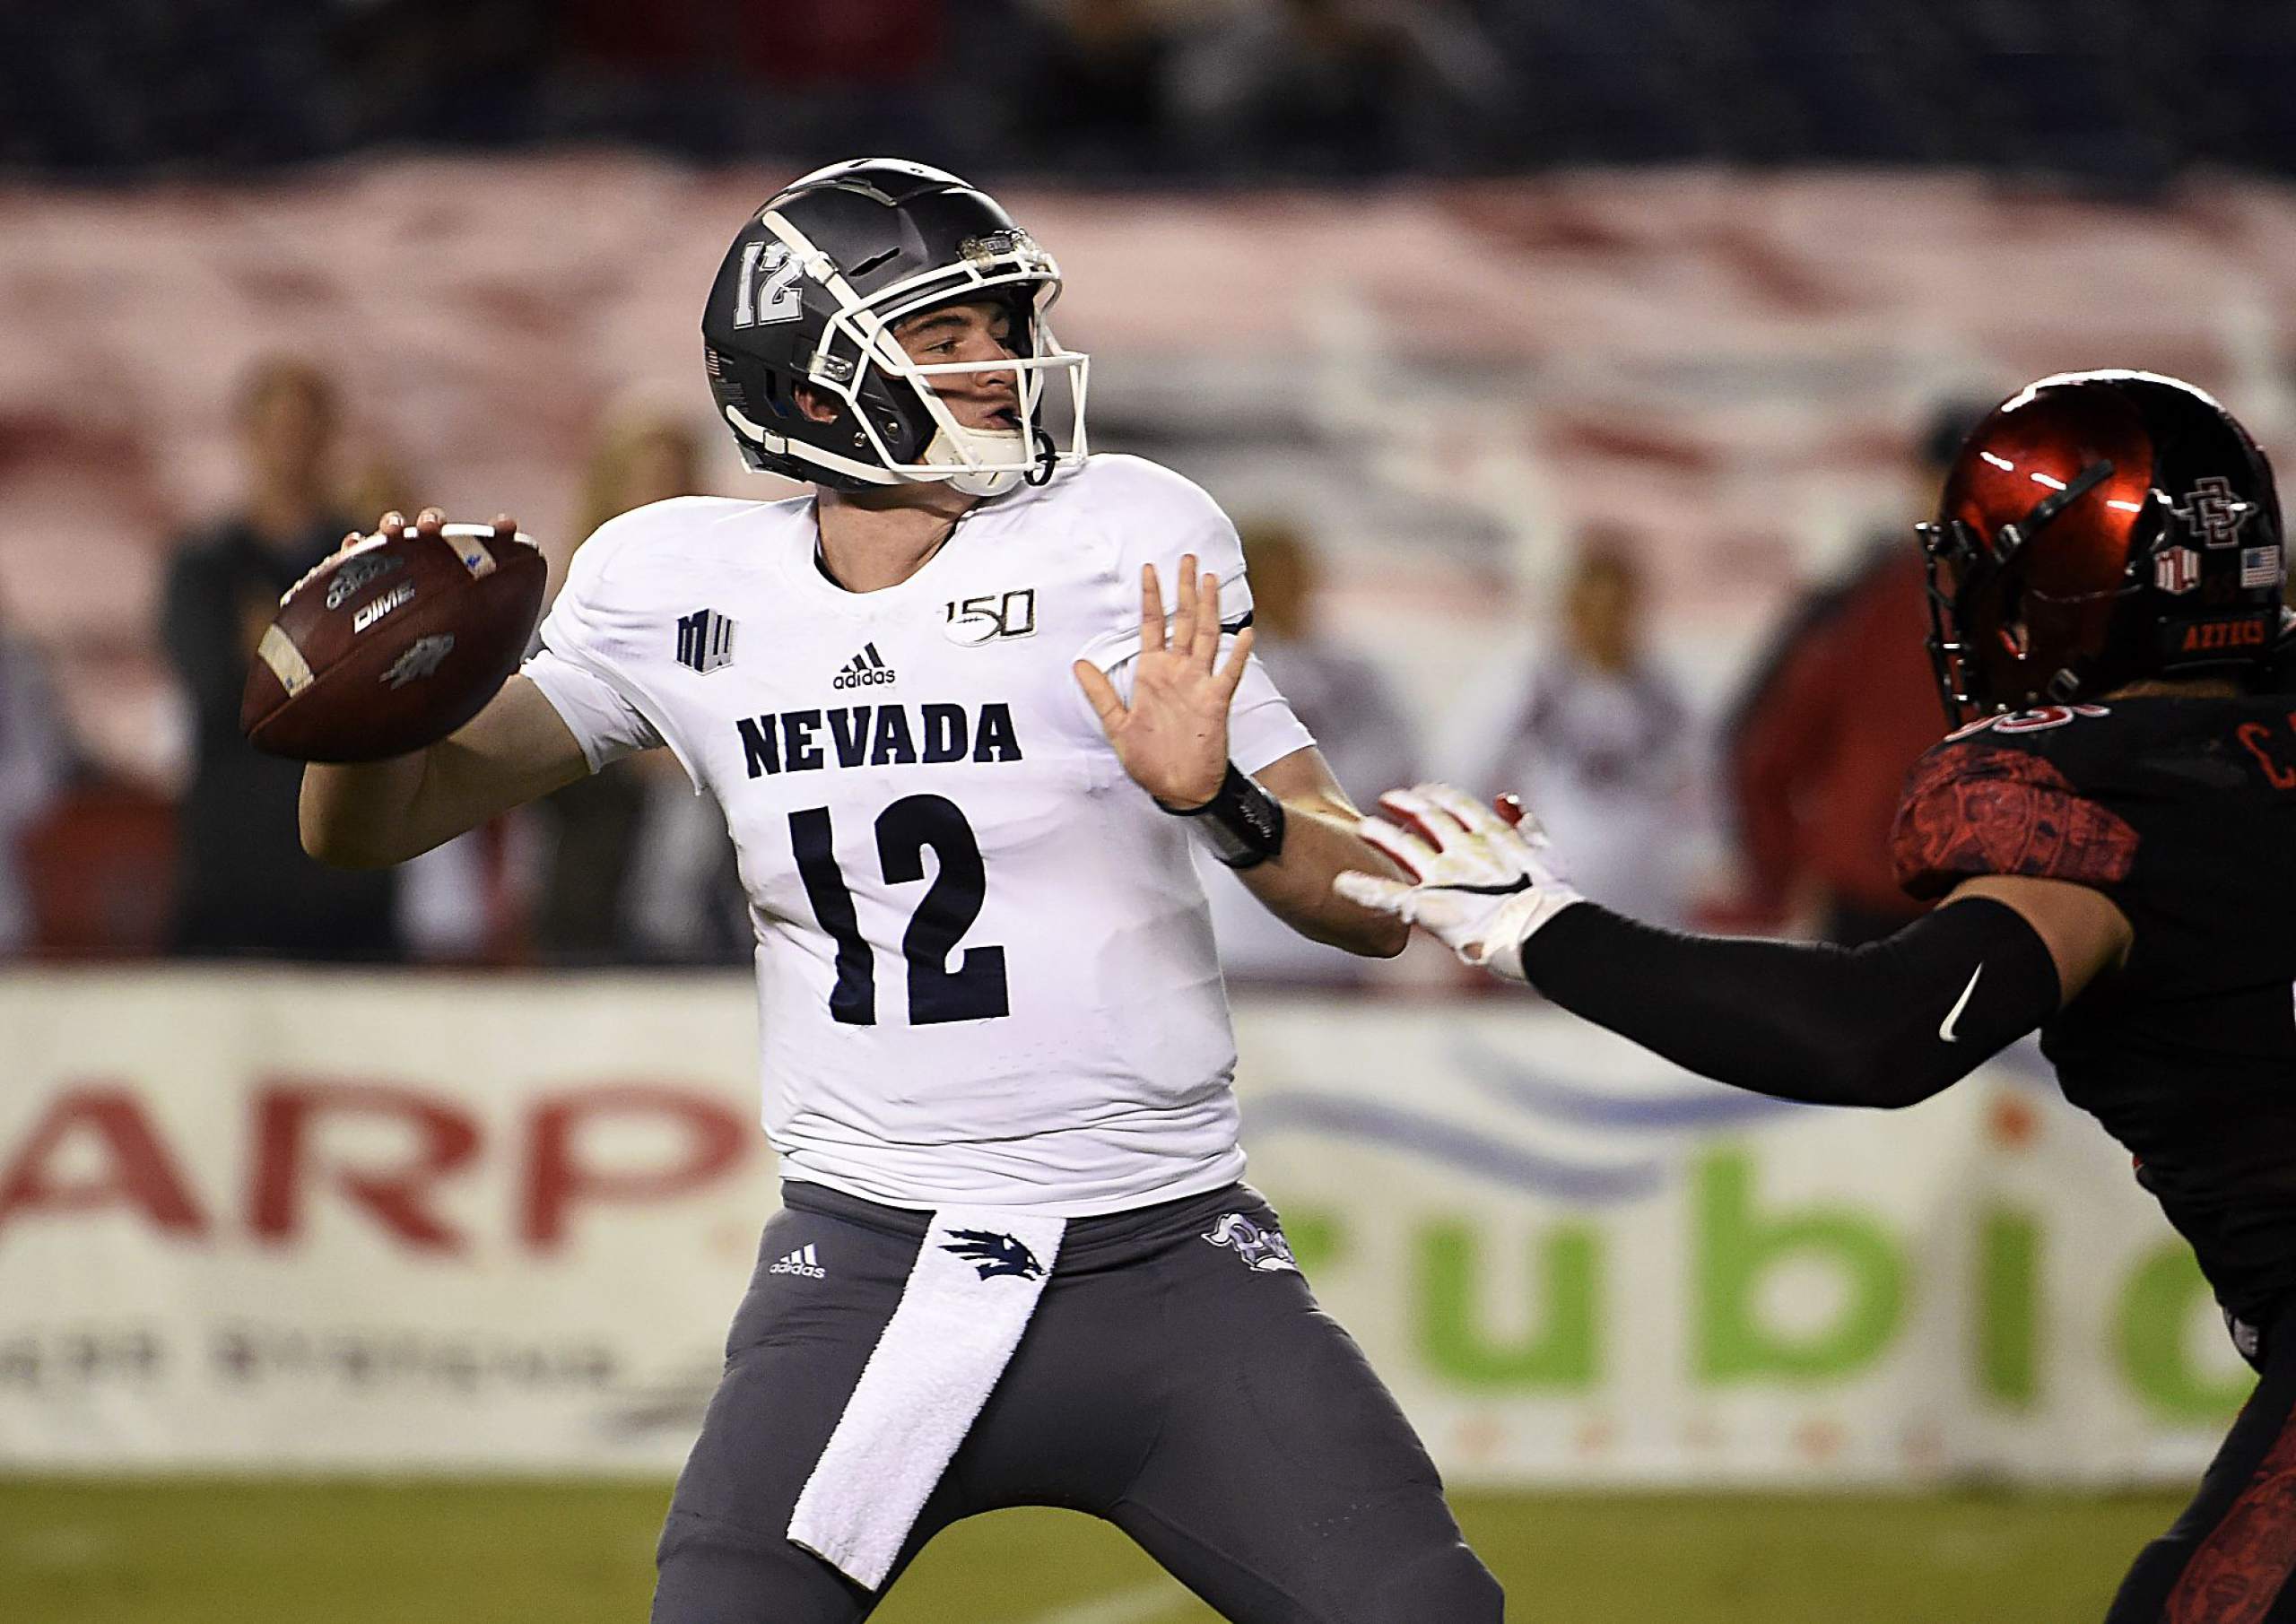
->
xmin=11 ymin=0 xmax=2296 ymax=183
xmin=4 ymin=0 xmax=2296 ymax=982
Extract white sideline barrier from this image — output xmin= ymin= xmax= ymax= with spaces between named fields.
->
xmin=0 ymin=969 xmax=2249 ymax=1482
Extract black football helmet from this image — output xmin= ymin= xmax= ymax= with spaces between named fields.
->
xmin=700 ymin=159 xmax=1089 ymax=498
xmin=1917 ymin=369 xmax=2290 ymax=724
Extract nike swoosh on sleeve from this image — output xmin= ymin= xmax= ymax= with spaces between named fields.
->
xmin=1938 ymin=964 xmax=1985 ymax=1043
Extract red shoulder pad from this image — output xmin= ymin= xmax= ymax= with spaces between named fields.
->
xmin=1890 ymin=743 xmax=2139 ymax=900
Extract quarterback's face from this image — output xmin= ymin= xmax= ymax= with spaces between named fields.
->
xmin=890 ymin=300 xmax=1022 ymax=432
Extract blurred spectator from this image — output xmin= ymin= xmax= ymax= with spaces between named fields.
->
xmin=1202 ymin=517 xmax=1415 ymax=986
xmin=532 ymin=407 xmax=746 ymax=964
xmin=1013 ymin=0 xmax=1177 ymax=171
xmin=744 ymin=0 xmax=947 ymax=86
xmin=1450 ymin=531 xmax=1700 ymax=928
xmin=13 ymin=0 xmax=2296 ymax=180
xmin=343 ymin=441 xmax=526 ymax=964
xmin=333 ymin=0 xmax=551 ymax=151
xmin=1170 ymin=0 xmax=1509 ymax=174
xmin=161 ymin=357 xmax=400 ymax=960
xmin=340 ymin=444 xmax=419 ymax=540
xmin=1722 ymin=398 xmax=1992 ymax=945
xmin=550 ymin=0 xmax=953 ymax=158
xmin=622 ymin=779 xmax=752 ymax=966
xmin=0 ymin=604 xmax=72 ymax=954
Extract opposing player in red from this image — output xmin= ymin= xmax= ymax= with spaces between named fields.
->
xmin=1341 ymin=370 xmax=2296 ymax=1622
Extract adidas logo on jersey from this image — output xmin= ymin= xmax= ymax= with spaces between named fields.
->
xmin=833 ymin=643 xmax=897 ymax=690
xmin=768 ymin=1243 xmax=826 ymax=1280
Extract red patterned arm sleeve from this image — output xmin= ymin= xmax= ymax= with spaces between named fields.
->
xmin=1890 ymin=743 xmax=2140 ymax=900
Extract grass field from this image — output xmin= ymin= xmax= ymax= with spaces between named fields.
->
xmin=0 ymin=1479 xmax=2181 ymax=1622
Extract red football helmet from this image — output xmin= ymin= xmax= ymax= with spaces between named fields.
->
xmin=1918 ymin=370 xmax=2290 ymax=724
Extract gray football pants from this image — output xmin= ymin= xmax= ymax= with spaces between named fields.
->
xmin=652 ymin=1180 xmax=1504 ymax=1623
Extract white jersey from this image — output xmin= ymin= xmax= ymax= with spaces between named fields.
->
xmin=523 ymin=455 xmax=1315 ymax=1216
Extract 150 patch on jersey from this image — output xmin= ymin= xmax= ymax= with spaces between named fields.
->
xmin=944 ymin=588 xmax=1036 ymax=646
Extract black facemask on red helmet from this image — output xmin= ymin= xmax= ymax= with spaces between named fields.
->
xmin=1917 ymin=370 xmax=2287 ymax=726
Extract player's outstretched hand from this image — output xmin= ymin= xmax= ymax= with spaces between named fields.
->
xmin=353 ymin=507 xmax=520 ymax=559
xmin=1073 ymin=554 xmax=1253 ymax=809
xmin=1334 ymin=785 xmax=1585 ymax=980
xmin=285 ymin=508 xmax=520 ymax=604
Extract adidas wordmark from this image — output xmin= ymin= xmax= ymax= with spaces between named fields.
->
xmin=769 ymin=1243 xmax=827 ymax=1280
xmin=832 ymin=642 xmax=896 ymax=690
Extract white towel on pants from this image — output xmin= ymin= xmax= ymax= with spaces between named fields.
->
xmin=787 ymin=1207 xmax=1067 ymax=1591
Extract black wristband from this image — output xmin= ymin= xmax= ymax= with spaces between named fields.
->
xmin=1158 ymin=762 xmax=1287 ymax=869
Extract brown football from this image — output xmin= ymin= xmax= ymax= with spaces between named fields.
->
xmin=239 ymin=522 xmax=547 ymax=763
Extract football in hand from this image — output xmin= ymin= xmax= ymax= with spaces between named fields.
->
xmin=239 ymin=519 xmax=547 ymax=763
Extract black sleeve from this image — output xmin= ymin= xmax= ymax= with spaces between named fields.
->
xmin=1518 ymin=897 xmax=2062 ymax=1108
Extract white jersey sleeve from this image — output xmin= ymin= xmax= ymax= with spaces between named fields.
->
xmin=521 ymin=509 xmax=675 ymax=776
xmin=1073 ymin=457 xmax=1315 ymax=776
xmin=523 ymin=649 xmax=661 ymax=772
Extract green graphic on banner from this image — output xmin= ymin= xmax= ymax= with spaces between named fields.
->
xmin=1416 ymin=1220 xmax=1602 ymax=1389
xmin=1693 ymin=1152 xmax=1907 ymax=1383
xmin=1978 ymin=1207 xmax=2044 ymax=1408
xmin=2117 ymin=1242 xmax=2251 ymax=1425
xmin=1283 ymin=1210 xmax=1344 ymax=1281
xmin=1276 ymin=1144 xmax=2253 ymax=1435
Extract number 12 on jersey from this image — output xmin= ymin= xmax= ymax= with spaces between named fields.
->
xmin=789 ymin=795 xmax=1010 ymax=1026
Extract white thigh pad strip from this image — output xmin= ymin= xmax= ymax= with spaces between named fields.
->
xmin=787 ymin=1207 xmax=1068 ymax=1591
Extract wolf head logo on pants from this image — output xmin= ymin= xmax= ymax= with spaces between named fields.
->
xmin=942 ymin=1229 xmax=1045 ymax=1281
xmin=1203 ymin=1213 xmax=1300 ymax=1272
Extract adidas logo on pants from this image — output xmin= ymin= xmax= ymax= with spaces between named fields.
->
xmin=770 ymin=1243 xmax=827 ymax=1280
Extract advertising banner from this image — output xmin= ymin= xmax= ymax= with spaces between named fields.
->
xmin=1232 ymin=1000 xmax=2251 ymax=1488
xmin=0 ymin=971 xmax=2250 ymax=1481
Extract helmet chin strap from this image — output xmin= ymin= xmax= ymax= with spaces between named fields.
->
xmin=921 ymin=422 xmax=1029 ymax=498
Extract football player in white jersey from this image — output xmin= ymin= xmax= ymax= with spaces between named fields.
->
xmin=301 ymin=161 xmax=1503 ymax=1623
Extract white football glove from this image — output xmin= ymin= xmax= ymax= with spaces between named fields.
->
xmin=1334 ymin=783 xmax=1582 ymax=981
